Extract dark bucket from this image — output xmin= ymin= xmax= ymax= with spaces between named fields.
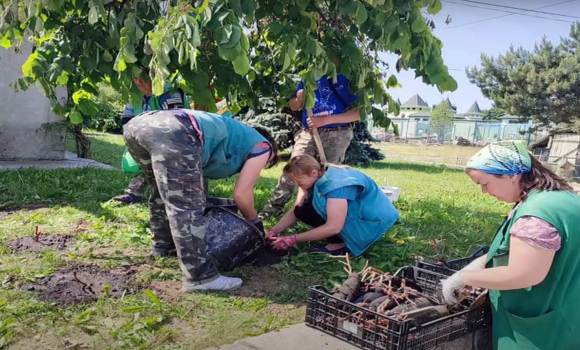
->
xmin=205 ymin=197 xmax=238 ymax=213
xmin=204 ymin=206 xmax=266 ymax=271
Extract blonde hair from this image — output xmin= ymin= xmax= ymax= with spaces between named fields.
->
xmin=282 ymin=155 xmax=349 ymax=178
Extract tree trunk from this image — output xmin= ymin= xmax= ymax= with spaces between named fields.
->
xmin=72 ymin=125 xmax=91 ymax=158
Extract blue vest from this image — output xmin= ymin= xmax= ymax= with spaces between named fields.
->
xmin=189 ymin=111 xmax=268 ymax=179
xmin=311 ymin=167 xmax=400 ymax=256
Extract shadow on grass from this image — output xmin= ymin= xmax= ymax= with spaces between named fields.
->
xmin=85 ymin=135 xmax=126 ymax=168
xmin=362 ymin=160 xmax=465 ymax=174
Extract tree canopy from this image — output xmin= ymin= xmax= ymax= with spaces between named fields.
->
xmin=467 ymin=23 xmax=580 ymax=128
xmin=481 ymin=107 xmax=506 ymax=121
xmin=430 ymin=100 xmax=454 ymax=142
xmin=0 ymin=0 xmax=457 ymax=129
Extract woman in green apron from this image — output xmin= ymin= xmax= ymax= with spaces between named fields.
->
xmin=442 ymin=141 xmax=580 ymax=350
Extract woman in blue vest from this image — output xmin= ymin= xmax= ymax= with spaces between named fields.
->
xmin=442 ymin=141 xmax=580 ymax=350
xmin=124 ymin=109 xmax=279 ymax=292
xmin=267 ymin=155 xmax=399 ymax=256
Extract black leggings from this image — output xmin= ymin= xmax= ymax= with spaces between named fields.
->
xmin=293 ymin=199 xmax=344 ymax=244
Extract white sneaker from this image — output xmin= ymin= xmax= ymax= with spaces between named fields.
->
xmin=182 ymin=275 xmax=243 ymax=292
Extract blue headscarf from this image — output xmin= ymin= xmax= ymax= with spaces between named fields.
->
xmin=466 ymin=141 xmax=532 ymax=175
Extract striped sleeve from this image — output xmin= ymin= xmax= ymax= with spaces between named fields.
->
xmin=247 ymin=142 xmax=271 ymax=159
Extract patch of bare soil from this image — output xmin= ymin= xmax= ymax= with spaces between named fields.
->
xmin=0 ymin=203 xmax=52 ymax=219
xmin=20 ymin=264 xmax=137 ymax=306
xmin=9 ymin=233 xmax=76 ymax=253
xmin=149 ymin=280 xmax=182 ymax=303
xmin=240 ymin=245 xmax=293 ymax=268
xmin=234 ymin=266 xmax=295 ymax=299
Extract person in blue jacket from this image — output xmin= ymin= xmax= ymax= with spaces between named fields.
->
xmin=124 ymin=109 xmax=279 ymax=292
xmin=267 ymin=154 xmax=399 ymax=256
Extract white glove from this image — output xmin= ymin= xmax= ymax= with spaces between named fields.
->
xmin=462 ymin=256 xmax=486 ymax=271
xmin=441 ymin=272 xmax=466 ymax=305
xmin=441 ymin=257 xmax=486 ymax=305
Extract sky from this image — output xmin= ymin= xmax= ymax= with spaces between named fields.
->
xmin=378 ymin=0 xmax=580 ymax=113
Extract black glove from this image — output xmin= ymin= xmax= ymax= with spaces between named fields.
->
xmin=250 ymin=217 xmax=265 ymax=234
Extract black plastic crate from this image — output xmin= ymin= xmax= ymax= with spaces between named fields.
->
xmin=305 ymin=266 xmax=489 ymax=350
xmin=414 ymin=247 xmax=489 ymax=276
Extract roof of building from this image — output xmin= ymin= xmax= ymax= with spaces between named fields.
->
xmin=396 ymin=98 xmax=401 ymax=105
xmin=402 ymin=94 xmax=429 ymax=108
xmin=466 ymin=101 xmax=482 ymax=114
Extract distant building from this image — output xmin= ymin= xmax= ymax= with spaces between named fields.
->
xmin=444 ymin=97 xmax=457 ymax=113
xmin=460 ymin=101 xmax=483 ymax=120
xmin=396 ymin=94 xmax=432 ymax=121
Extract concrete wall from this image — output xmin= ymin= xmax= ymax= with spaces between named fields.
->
xmin=0 ymin=40 xmax=65 ymax=160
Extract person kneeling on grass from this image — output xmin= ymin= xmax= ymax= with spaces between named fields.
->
xmin=267 ymin=155 xmax=400 ymax=256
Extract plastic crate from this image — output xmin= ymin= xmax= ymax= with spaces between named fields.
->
xmin=414 ymin=247 xmax=490 ymax=276
xmin=305 ymin=266 xmax=490 ymax=350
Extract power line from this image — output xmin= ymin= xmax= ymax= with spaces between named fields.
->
xmin=458 ymin=0 xmax=580 ymax=20
xmin=444 ymin=0 xmax=574 ymax=23
xmin=437 ymin=0 xmax=579 ymax=30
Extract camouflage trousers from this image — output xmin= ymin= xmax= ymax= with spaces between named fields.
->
xmin=123 ymin=110 xmax=218 ymax=284
xmin=261 ymin=126 xmax=354 ymax=216
xmin=125 ymin=172 xmax=209 ymax=198
xmin=125 ymin=173 xmax=148 ymax=197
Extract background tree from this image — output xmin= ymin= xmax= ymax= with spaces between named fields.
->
xmin=344 ymin=121 xmax=385 ymax=166
xmin=467 ymin=23 xmax=580 ymax=128
xmin=481 ymin=107 xmax=507 ymax=121
xmin=0 ymin=0 xmax=457 ymax=132
xmin=430 ymin=100 xmax=454 ymax=142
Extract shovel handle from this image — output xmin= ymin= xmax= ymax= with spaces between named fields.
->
xmin=307 ymin=108 xmax=327 ymax=164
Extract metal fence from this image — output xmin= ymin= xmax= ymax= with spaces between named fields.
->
xmin=386 ymin=119 xmax=548 ymax=146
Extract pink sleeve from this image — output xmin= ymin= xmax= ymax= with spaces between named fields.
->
xmin=510 ymin=216 xmax=561 ymax=251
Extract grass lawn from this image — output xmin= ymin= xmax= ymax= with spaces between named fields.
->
xmin=0 ymin=134 xmax=509 ymax=350
xmin=377 ymin=142 xmax=483 ymax=167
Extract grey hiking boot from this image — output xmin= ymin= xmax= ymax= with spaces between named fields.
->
xmin=151 ymin=247 xmax=177 ymax=258
xmin=182 ymin=275 xmax=243 ymax=292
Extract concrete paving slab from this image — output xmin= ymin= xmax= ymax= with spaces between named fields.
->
xmin=205 ymin=324 xmax=359 ymax=350
xmin=205 ymin=323 xmax=487 ymax=350
xmin=0 ymin=151 xmax=115 ymax=170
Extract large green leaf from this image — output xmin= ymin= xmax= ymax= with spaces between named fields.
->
xmin=232 ymin=53 xmax=250 ymax=75
xmin=88 ymin=6 xmax=99 ymax=24
xmin=386 ymin=75 xmax=399 ymax=88
xmin=241 ymin=0 xmax=256 ymax=15
xmin=113 ymin=53 xmax=127 ymax=72
xmin=229 ymin=0 xmax=243 ymax=16
xmin=411 ymin=17 xmax=426 ymax=33
xmin=69 ymin=110 xmax=84 ymax=124
xmin=218 ymin=42 xmax=242 ymax=61
xmin=428 ymin=0 xmax=443 ymax=15
xmin=297 ymin=0 xmax=310 ymax=10
xmin=0 ymin=32 xmax=11 ymax=49
xmin=22 ymin=52 xmax=39 ymax=78
xmin=355 ymin=2 xmax=368 ymax=25
xmin=77 ymin=98 xmax=100 ymax=116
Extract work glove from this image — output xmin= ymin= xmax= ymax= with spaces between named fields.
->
xmin=441 ymin=272 xmax=466 ymax=305
xmin=266 ymin=229 xmax=278 ymax=239
xmin=269 ymin=235 xmax=298 ymax=251
xmin=441 ymin=258 xmax=486 ymax=305
xmin=250 ymin=217 xmax=265 ymax=235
